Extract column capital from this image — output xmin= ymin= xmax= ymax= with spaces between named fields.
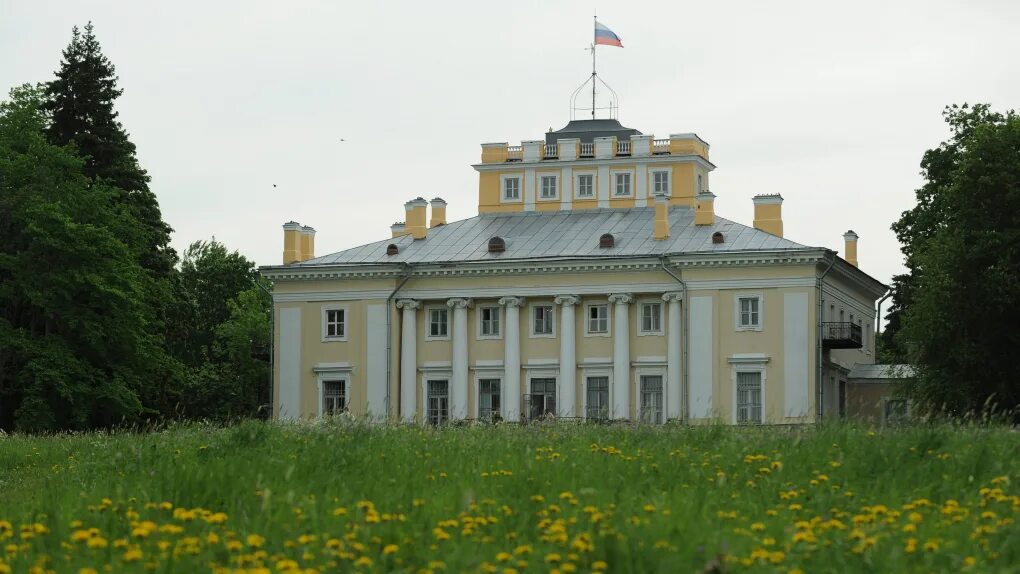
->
xmin=608 ymin=293 xmax=633 ymax=305
xmin=446 ymin=297 xmax=473 ymax=309
xmin=396 ymin=299 xmax=420 ymax=310
xmin=498 ymin=296 xmax=525 ymax=308
xmin=554 ymin=294 xmax=580 ymax=307
xmin=662 ymin=292 xmax=684 ymax=303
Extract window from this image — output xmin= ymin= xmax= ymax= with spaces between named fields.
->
xmin=576 ymin=173 xmax=594 ymax=198
xmin=839 ymin=309 xmax=845 ymax=322
xmin=737 ymin=297 xmax=761 ymax=329
xmin=503 ymin=177 xmax=520 ymax=201
xmin=697 ymin=173 xmax=704 ymax=194
xmin=322 ymin=380 xmax=346 ymax=415
xmin=884 ymin=399 xmax=909 ymax=425
xmin=652 ymin=170 xmax=670 ymax=195
xmin=736 ymin=372 xmax=762 ymax=424
xmin=479 ymin=379 xmax=501 ymax=421
xmin=528 ymin=378 xmax=557 ymax=420
xmin=322 ymin=307 xmax=347 ymax=340
xmin=428 ymin=308 xmax=448 ymax=338
xmin=427 ymin=380 xmax=449 ymax=426
xmin=479 ymin=306 xmax=501 ymax=337
xmin=585 ymin=376 xmax=610 ymax=421
xmin=640 ymin=302 xmax=662 ymax=334
xmin=640 ymin=375 xmax=664 ymax=424
xmin=540 ymin=175 xmax=557 ymax=199
xmin=587 ymin=304 xmax=608 ymax=334
xmin=614 ymin=172 xmax=631 ymax=196
xmin=532 ymin=305 xmax=554 ymax=336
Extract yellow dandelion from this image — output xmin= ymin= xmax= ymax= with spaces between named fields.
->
xmin=383 ymin=544 xmax=399 ymax=555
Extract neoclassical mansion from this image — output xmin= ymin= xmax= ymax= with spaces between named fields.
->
xmin=261 ymin=118 xmax=887 ymax=425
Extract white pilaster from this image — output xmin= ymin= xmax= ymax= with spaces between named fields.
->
xmin=608 ymin=293 xmax=633 ymax=420
xmin=447 ymin=298 xmax=472 ymax=420
xmin=396 ymin=299 xmax=420 ymax=422
xmin=278 ymin=307 xmax=301 ymax=420
xmin=499 ymin=296 xmax=524 ymax=421
xmin=663 ymin=292 xmax=683 ymax=421
xmin=554 ymin=295 xmax=580 ymax=418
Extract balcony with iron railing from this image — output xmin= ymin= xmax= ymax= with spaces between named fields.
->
xmin=822 ymin=322 xmax=863 ymax=349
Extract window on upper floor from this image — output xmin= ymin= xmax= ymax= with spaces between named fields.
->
xmin=737 ymin=296 xmax=761 ymax=330
xmin=503 ymin=177 xmax=520 ymax=201
xmin=652 ymin=170 xmax=670 ymax=195
xmin=614 ymin=172 xmax=632 ymax=196
xmin=532 ymin=305 xmax=554 ymax=336
xmin=640 ymin=302 xmax=662 ymax=334
xmin=479 ymin=306 xmax=501 ymax=337
xmin=322 ymin=307 xmax=347 ymax=341
xmin=540 ymin=175 xmax=557 ymax=199
xmin=697 ymin=173 xmax=704 ymax=194
xmin=587 ymin=304 xmax=609 ymax=334
xmin=428 ymin=307 xmax=449 ymax=339
xmin=577 ymin=174 xmax=594 ymax=198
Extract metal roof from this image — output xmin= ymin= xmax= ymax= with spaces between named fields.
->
xmin=848 ymin=364 xmax=916 ymax=380
xmin=545 ymin=119 xmax=642 ymax=144
xmin=297 ymin=207 xmax=814 ymax=267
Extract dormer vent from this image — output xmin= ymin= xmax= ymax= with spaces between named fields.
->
xmin=712 ymin=231 xmax=724 ymax=244
xmin=487 ymin=236 xmax=506 ymax=253
xmin=386 ymin=244 xmax=399 ymax=256
xmin=599 ymin=233 xmax=616 ymax=248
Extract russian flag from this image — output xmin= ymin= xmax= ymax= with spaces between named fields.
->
xmin=594 ymin=20 xmax=623 ymax=47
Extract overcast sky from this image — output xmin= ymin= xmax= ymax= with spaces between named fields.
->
xmin=3 ymin=0 xmax=1019 ymax=288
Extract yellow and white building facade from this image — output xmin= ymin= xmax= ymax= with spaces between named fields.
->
xmin=261 ymin=119 xmax=887 ymax=425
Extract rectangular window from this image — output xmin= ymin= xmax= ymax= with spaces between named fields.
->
xmin=585 ymin=376 xmax=610 ymax=421
xmin=427 ymin=380 xmax=449 ymax=426
xmin=587 ymin=304 xmax=608 ymax=334
xmin=533 ymin=305 xmax=553 ymax=336
xmin=738 ymin=297 xmax=760 ymax=328
xmin=322 ymin=380 xmax=346 ymax=415
xmin=614 ymin=173 xmax=631 ymax=196
xmin=480 ymin=306 xmax=501 ymax=337
xmin=884 ymin=399 xmax=909 ymax=425
xmin=640 ymin=375 xmax=664 ymax=424
xmin=652 ymin=171 xmax=670 ymax=195
xmin=577 ymin=174 xmax=594 ymax=197
xmin=479 ymin=379 xmax=501 ymax=421
xmin=528 ymin=378 xmax=556 ymax=420
xmin=325 ymin=309 xmax=345 ymax=339
xmin=640 ymin=302 xmax=662 ymax=333
xmin=429 ymin=308 xmax=448 ymax=338
xmin=503 ymin=177 xmax=520 ymax=200
xmin=540 ymin=175 xmax=557 ymax=199
xmin=736 ymin=372 xmax=762 ymax=424
xmin=697 ymin=173 xmax=704 ymax=194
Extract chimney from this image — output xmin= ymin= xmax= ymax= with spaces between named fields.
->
xmin=391 ymin=222 xmax=407 ymax=238
xmin=282 ymin=221 xmax=302 ymax=264
xmin=843 ymin=230 xmax=859 ymax=267
xmin=752 ymin=194 xmax=784 ymax=237
xmin=429 ymin=197 xmax=447 ymax=228
xmin=694 ymin=190 xmax=716 ymax=226
xmin=404 ymin=197 xmax=428 ymax=239
xmin=653 ymin=193 xmax=670 ymax=240
xmin=300 ymin=226 xmax=316 ymax=261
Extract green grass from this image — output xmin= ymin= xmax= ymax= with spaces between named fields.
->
xmin=0 ymin=421 xmax=1018 ymax=573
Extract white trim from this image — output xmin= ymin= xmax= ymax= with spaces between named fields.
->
xmin=578 ymin=357 xmax=613 ymax=367
xmin=365 ymin=304 xmax=387 ymax=418
xmin=316 ymin=372 xmax=351 ymax=417
xmin=610 ymin=168 xmax=635 ymax=197
xmin=528 ymin=302 xmax=557 ymax=338
xmin=596 ymin=165 xmax=610 ymax=208
xmin=523 ymin=167 xmax=536 ymax=211
xmin=499 ymin=173 xmax=523 ymax=203
xmin=583 ymin=302 xmax=611 ymax=337
xmin=734 ymin=292 xmax=764 ymax=332
xmin=636 ymin=299 xmax=664 ymax=336
xmin=689 ymin=296 xmax=714 ymax=419
xmin=472 ymin=154 xmax=717 ymax=172
xmin=537 ymin=172 xmax=560 ymax=201
xmin=522 ymin=359 xmax=560 ymax=371
xmin=649 ymin=167 xmax=672 ymax=197
xmin=783 ymin=292 xmax=811 ymax=418
xmin=424 ymin=304 xmax=451 ymax=341
xmin=419 ymin=361 xmax=452 ymax=371
xmin=313 ymin=362 xmax=354 ymax=373
xmin=580 ymin=367 xmax=613 ymax=421
xmin=730 ymin=357 xmax=768 ymax=425
xmin=574 ymin=170 xmax=596 ymax=200
xmin=475 ymin=304 xmax=503 ymax=340
xmin=278 ymin=308 xmax=301 ymax=420
xmin=320 ymin=304 xmax=349 ymax=342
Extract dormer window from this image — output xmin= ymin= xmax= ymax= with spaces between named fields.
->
xmin=488 ymin=236 xmax=506 ymax=253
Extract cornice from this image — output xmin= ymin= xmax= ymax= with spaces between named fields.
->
xmin=472 ymin=154 xmax=717 ymax=172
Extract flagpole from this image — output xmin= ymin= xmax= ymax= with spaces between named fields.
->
xmin=592 ymin=14 xmax=597 ymax=119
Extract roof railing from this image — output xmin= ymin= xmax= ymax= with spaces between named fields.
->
xmin=652 ymin=139 xmax=671 ymax=154
xmin=543 ymin=144 xmax=558 ymax=159
xmin=579 ymin=142 xmax=595 ymax=158
xmin=506 ymin=145 xmax=523 ymax=162
xmin=616 ymin=141 xmax=631 ymax=156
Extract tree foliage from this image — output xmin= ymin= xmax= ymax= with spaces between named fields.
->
xmin=891 ymin=104 xmax=1020 ymax=416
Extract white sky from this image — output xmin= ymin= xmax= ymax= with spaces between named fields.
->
xmin=3 ymin=0 xmax=1019 ymax=289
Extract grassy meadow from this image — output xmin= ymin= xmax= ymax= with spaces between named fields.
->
xmin=1 ymin=421 xmax=1018 ymax=573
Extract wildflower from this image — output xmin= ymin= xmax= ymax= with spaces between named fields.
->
xmin=750 ymin=522 xmax=765 ymax=532
xmin=924 ymin=539 xmax=940 ymax=552
xmin=86 ymin=536 xmax=108 ymax=549
xmin=79 ymin=569 xmax=99 ymax=574
xmin=353 ymin=556 xmax=373 ymax=567
xmin=592 ymin=561 xmax=608 ymax=571
xmin=513 ymin=545 xmax=533 ymax=555
xmin=545 ymin=553 xmax=562 ymax=563
xmin=496 ymin=552 xmax=512 ymax=562
xmin=246 ymin=534 xmax=265 ymax=548
xmin=383 ymin=544 xmax=399 ymax=555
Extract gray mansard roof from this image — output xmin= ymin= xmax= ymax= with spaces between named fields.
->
xmin=296 ymin=206 xmax=814 ymax=267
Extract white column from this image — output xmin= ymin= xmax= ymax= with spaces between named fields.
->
xmin=663 ymin=292 xmax=683 ymax=421
xmin=554 ymin=295 xmax=580 ymax=418
xmin=447 ymin=298 xmax=472 ymax=420
xmin=499 ymin=296 xmax=525 ymax=422
xmin=608 ymin=293 xmax=633 ymax=420
xmin=396 ymin=300 xmax=420 ymax=423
